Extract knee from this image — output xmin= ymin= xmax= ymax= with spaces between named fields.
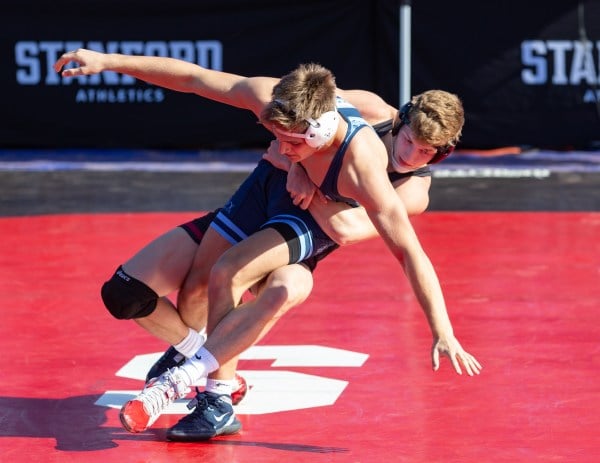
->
xmin=101 ymin=266 xmax=158 ymax=320
xmin=262 ymin=276 xmax=311 ymax=319
xmin=179 ymin=267 xmax=210 ymax=305
xmin=208 ymin=256 xmax=241 ymax=293
xmin=258 ymin=285 xmax=296 ymax=324
xmin=263 ymin=284 xmax=291 ymax=314
xmin=273 ymin=269 xmax=313 ymax=308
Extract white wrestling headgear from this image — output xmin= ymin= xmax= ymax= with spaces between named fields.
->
xmin=274 ymin=100 xmax=340 ymax=149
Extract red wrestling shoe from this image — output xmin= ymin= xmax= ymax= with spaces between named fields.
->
xmin=231 ymin=373 xmax=248 ymax=405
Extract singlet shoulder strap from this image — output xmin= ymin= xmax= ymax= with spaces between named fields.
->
xmin=372 ymin=119 xmax=393 ymax=138
xmin=317 ymin=97 xmax=370 ymax=207
xmin=388 ymin=166 xmax=432 ymax=183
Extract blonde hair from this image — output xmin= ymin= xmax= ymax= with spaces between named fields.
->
xmin=260 ymin=63 xmax=337 ymax=132
xmin=408 ymin=90 xmax=464 ymax=147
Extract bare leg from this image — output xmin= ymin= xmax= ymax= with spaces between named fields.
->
xmin=122 ymin=228 xmax=314 ymax=436
xmin=206 ymin=262 xmax=314 ymax=380
xmin=121 ymin=227 xmax=198 ymax=345
xmin=177 ymin=227 xmax=233 ymax=329
xmin=207 ymin=227 xmax=291 ymax=331
xmin=203 ymin=227 xmax=312 ymax=380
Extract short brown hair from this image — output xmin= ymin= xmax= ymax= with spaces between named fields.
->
xmin=408 ymin=90 xmax=464 ymax=147
xmin=260 ymin=63 xmax=337 ymax=132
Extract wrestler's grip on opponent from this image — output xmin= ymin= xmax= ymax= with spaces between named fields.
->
xmin=262 ymin=139 xmax=327 ymax=210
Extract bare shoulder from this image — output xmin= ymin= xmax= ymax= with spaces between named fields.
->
xmin=345 ymin=128 xmax=389 ymax=178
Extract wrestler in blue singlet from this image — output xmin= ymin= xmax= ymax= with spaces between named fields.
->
xmin=207 ymin=97 xmax=375 ymax=270
xmin=318 ymin=97 xmax=432 ymax=205
xmin=180 ymin=98 xmax=431 ymax=270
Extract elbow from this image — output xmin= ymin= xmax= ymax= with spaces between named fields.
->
xmin=326 ymin=230 xmax=351 ymax=246
xmin=325 ymin=226 xmax=355 ymax=246
xmin=327 ymin=227 xmax=375 ymax=246
xmin=406 ymin=196 xmax=430 ymax=217
xmin=333 ymin=235 xmax=357 ymax=247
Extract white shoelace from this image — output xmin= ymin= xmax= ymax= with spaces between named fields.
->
xmin=140 ymin=369 xmax=190 ymax=417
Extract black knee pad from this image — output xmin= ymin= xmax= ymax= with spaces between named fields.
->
xmin=101 ymin=266 xmax=158 ymax=319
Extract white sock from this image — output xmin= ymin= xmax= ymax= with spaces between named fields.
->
xmin=173 ymin=327 xmax=206 ymax=358
xmin=205 ymin=378 xmax=235 ymax=396
xmin=179 ymin=346 xmax=220 ymax=384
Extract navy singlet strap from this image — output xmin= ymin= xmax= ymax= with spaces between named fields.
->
xmin=318 ymin=98 xmax=370 ymax=206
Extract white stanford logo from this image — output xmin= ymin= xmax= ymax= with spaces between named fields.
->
xmin=95 ymin=345 xmax=368 ymax=415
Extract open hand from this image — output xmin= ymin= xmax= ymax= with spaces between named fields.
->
xmin=432 ymin=336 xmax=482 ymax=376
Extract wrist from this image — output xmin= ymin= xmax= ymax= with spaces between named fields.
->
xmin=105 ymin=53 xmax=122 ymax=71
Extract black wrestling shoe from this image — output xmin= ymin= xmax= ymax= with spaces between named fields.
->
xmin=145 ymin=346 xmax=185 ymax=383
xmin=166 ymin=391 xmax=242 ymax=441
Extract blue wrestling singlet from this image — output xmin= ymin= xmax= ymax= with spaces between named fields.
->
xmin=318 ymin=97 xmax=370 ymax=207
xmin=320 ymin=97 xmax=432 ymax=203
xmin=210 ymin=160 xmax=337 ymax=269
xmin=210 ymin=97 xmax=418 ymax=270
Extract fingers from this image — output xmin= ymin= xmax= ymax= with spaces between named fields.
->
xmin=432 ymin=348 xmax=440 ymax=371
xmin=453 ymin=351 xmax=482 ymax=376
xmin=451 ymin=355 xmax=463 ymax=375
xmin=61 ymin=66 xmax=85 ymax=77
xmin=292 ymin=193 xmax=310 ymax=210
xmin=461 ymin=353 xmax=483 ymax=376
xmin=432 ymin=342 xmax=482 ymax=377
xmin=54 ymin=50 xmax=92 ymax=77
xmin=53 ymin=50 xmax=78 ymax=73
xmin=290 ymin=184 xmax=317 ymax=210
xmin=315 ymin=189 xmax=328 ymax=204
xmin=300 ymin=196 xmax=311 ymax=210
xmin=53 ymin=58 xmax=65 ymax=73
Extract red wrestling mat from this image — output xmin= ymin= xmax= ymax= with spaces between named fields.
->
xmin=1 ymin=212 xmax=599 ymax=462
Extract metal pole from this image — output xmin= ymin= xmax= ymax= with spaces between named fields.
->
xmin=399 ymin=0 xmax=411 ymax=106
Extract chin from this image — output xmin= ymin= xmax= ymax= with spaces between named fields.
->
xmin=394 ymin=162 xmax=413 ymax=173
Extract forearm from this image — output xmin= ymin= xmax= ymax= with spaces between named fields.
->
xmin=311 ymin=177 xmax=430 ymax=246
xmin=99 ymin=53 xmax=206 ymax=93
xmin=56 ymin=49 xmax=270 ymax=112
xmin=369 ymin=206 xmax=454 ymax=338
xmin=103 ymin=53 xmax=259 ymax=109
xmin=402 ymin=248 xmax=454 ymax=338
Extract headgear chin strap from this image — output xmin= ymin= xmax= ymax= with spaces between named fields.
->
xmin=276 ymin=111 xmax=339 ymax=149
xmin=392 ymin=102 xmax=455 ymax=164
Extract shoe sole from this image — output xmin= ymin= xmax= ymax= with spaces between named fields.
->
xmin=166 ymin=418 xmax=242 ymax=442
xmin=119 ymin=400 xmax=151 ymax=433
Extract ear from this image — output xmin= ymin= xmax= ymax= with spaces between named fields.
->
xmin=304 ymin=111 xmax=339 ymax=148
